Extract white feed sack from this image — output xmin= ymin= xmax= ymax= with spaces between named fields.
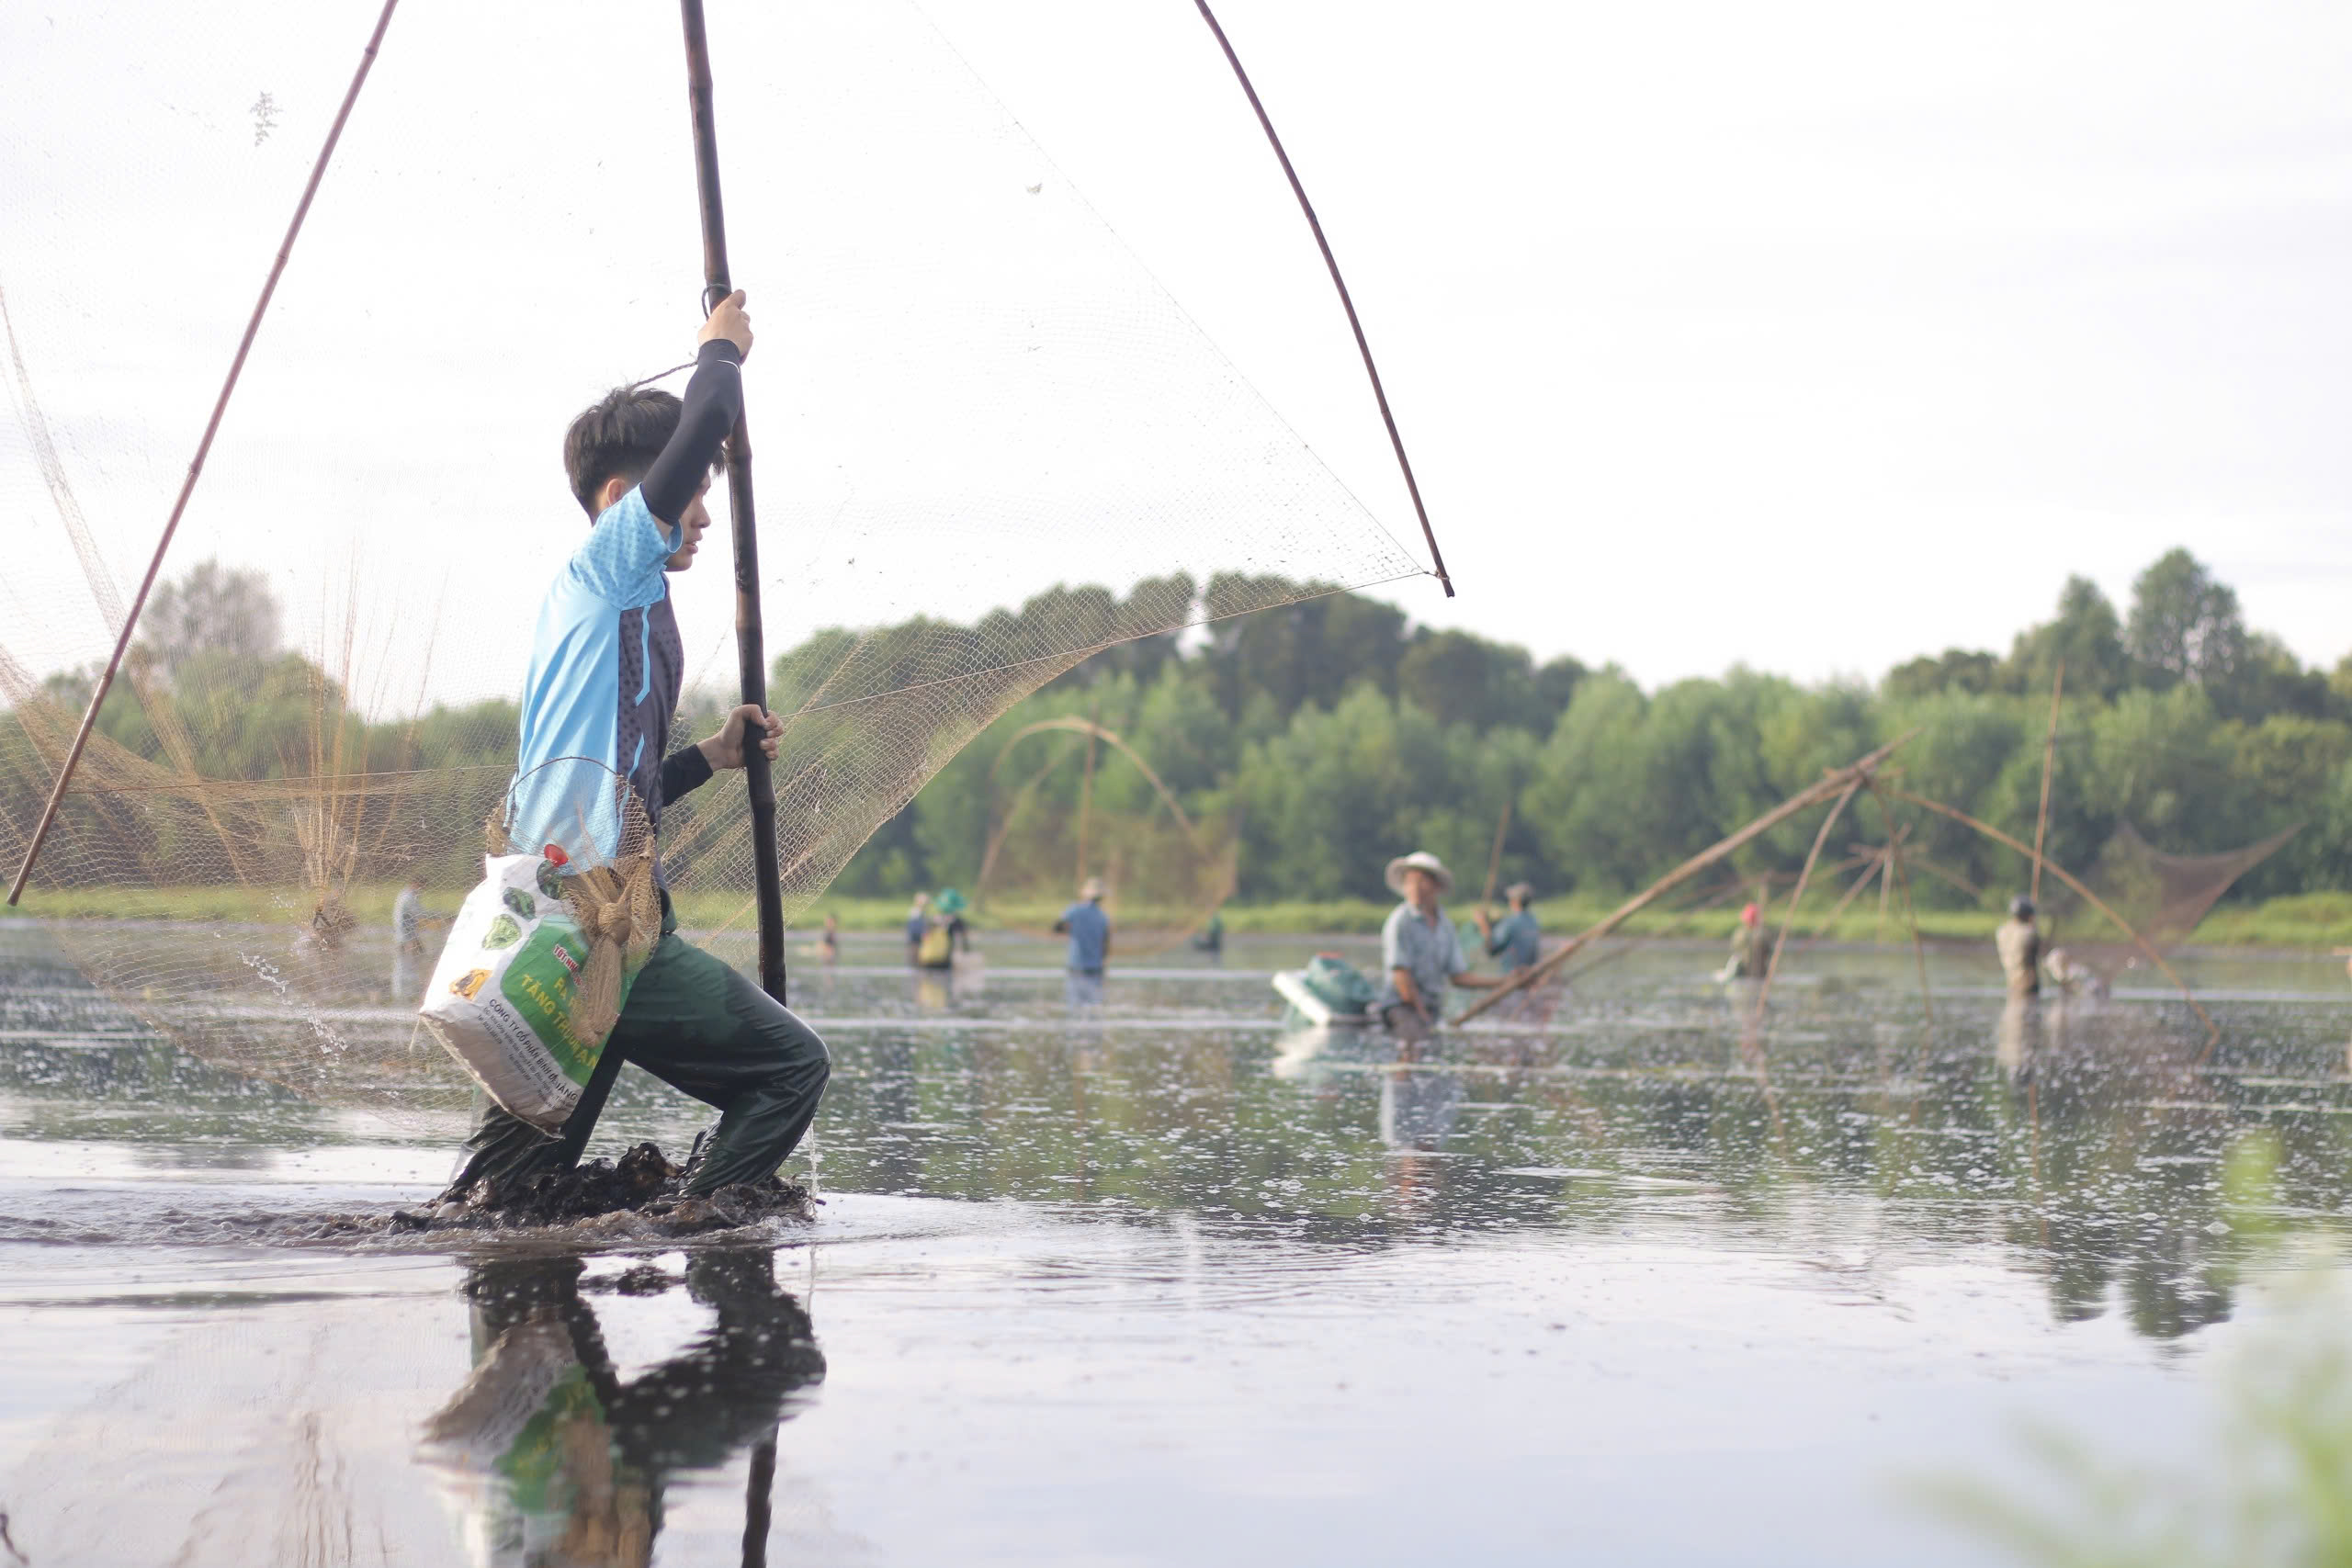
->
xmin=419 ymin=852 xmax=641 ymax=1131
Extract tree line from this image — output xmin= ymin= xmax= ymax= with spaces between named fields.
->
xmin=7 ymin=548 xmax=2348 ymax=911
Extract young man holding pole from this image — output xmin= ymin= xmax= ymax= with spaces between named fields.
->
xmin=439 ymin=294 xmax=831 ymax=1206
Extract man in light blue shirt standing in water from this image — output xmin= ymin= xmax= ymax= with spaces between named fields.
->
xmin=1056 ymin=876 xmax=1112 ymax=1005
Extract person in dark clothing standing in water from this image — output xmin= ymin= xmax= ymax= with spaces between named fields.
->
xmin=440 ymin=293 xmax=831 ymax=1206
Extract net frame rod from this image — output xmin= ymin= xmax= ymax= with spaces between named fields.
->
xmin=1454 ymin=732 xmax=1919 ymax=1024
xmin=1190 ymin=0 xmax=1456 ymax=597
xmin=680 ymin=0 xmax=788 ymax=1005
xmin=7 ymin=0 xmax=401 ymax=908
xmin=2030 ymin=659 xmax=2064 ymax=906
xmin=1885 ymin=787 xmax=2216 ymax=1044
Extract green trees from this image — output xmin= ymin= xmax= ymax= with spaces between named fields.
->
xmin=2008 ymin=576 xmax=2131 ymax=702
xmin=11 ymin=548 xmax=2351 ymax=916
xmin=2127 ymin=548 xmax=2246 ymax=693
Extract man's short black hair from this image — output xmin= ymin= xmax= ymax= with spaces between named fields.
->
xmin=563 ymin=386 xmax=683 ymax=517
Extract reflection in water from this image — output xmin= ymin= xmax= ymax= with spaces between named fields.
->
xmin=419 ymin=1249 xmax=823 ymax=1567
xmin=11 ymin=929 xmax=2352 ymax=1348
xmin=1917 ymin=1140 xmax=2352 ymax=1566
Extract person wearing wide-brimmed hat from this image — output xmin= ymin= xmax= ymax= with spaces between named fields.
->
xmin=1474 ymin=882 xmax=1542 ymax=975
xmin=1377 ymin=851 xmax=1505 ymax=1035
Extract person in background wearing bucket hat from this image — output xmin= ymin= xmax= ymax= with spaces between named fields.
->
xmin=1474 ymin=882 xmax=1542 ymax=975
xmin=918 ymin=887 xmax=971 ymax=970
xmin=1376 ymin=851 xmax=1506 ymax=1037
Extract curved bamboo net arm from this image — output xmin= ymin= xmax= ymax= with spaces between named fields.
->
xmin=989 ymin=716 xmax=1197 ymax=836
xmin=1454 ymin=731 xmax=1919 ymax=1025
xmin=1883 ymin=787 xmax=2217 ymax=1044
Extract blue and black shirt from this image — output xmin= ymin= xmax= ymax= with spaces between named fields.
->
xmin=506 ymin=340 xmax=741 ymax=863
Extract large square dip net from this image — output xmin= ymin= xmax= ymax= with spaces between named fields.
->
xmin=0 ymin=0 xmax=1431 ymax=1124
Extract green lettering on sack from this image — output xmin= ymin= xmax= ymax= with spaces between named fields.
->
xmin=496 ymin=919 xmax=635 ymax=1089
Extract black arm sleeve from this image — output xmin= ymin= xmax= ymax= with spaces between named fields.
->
xmin=660 ymin=744 xmax=714 ymax=807
xmin=640 ymin=338 xmax=742 ymax=525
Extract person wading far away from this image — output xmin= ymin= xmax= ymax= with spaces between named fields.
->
xmin=1475 ymin=882 xmax=1542 ymax=974
xmin=904 ymin=891 xmax=931 ymax=965
xmin=437 ymin=292 xmax=830 ymax=1206
xmin=1056 ymin=876 xmax=1112 ymax=976
xmin=1715 ymin=900 xmax=1770 ymax=982
xmin=1375 ymin=851 xmax=1506 ymax=1039
xmin=1996 ymin=895 xmax=2043 ymax=998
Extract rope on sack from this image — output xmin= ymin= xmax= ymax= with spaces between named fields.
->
xmin=482 ymin=805 xmax=659 ymax=1047
xmin=560 ymin=852 xmax=661 ymax=1046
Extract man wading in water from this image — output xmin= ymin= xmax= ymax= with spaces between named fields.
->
xmin=436 ymin=293 xmax=831 ymax=1209
xmin=1375 ymin=851 xmax=1506 ymax=1041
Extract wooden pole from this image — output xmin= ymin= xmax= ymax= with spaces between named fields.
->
xmin=1886 ymin=787 xmax=2216 ymax=1043
xmin=2030 ymin=660 xmax=2064 ymax=906
xmin=1750 ymin=776 xmax=1862 ymax=1019
xmin=1189 ymin=0 xmax=1454 ymax=596
xmin=680 ymin=0 xmax=786 ymax=1004
xmin=1870 ymin=781 xmax=1938 ymax=1036
xmin=6 ymin=0 xmax=402 ymax=907
xmin=1478 ymin=799 xmax=1512 ymax=920
xmin=1454 ymin=731 xmax=1917 ymax=1024
xmin=1806 ymin=843 xmax=1890 ymax=942
xmin=1077 ymin=698 xmax=1100 ymax=886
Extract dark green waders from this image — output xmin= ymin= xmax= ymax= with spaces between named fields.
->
xmin=448 ymin=899 xmax=831 ymax=1198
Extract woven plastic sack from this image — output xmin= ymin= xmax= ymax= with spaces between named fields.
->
xmin=419 ymin=852 xmax=647 ymax=1130
xmin=1301 ymin=953 xmax=1376 ymax=1015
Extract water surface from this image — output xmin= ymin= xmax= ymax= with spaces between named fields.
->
xmin=4 ymin=921 xmax=2348 ymax=1563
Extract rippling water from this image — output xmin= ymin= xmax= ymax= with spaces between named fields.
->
xmin=3 ymin=919 xmax=2347 ymax=1564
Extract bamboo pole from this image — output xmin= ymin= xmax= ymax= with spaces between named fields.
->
xmin=1454 ymin=732 xmax=1917 ymax=1024
xmin=2030 ymin=660 xmax=2064 ymax=906
xmin=1076 ymin=698 xmax=1100 ymax=886
xmin=1478 ymin=799 xmax=1513 ymax=919
xmin=1870 ymin=780 xmax=1937 ymax=1035
xmin=1750 ymin=776 xmax=1862 ymax=1018
xmin=1807 ymin=843 xmax=1890 ymax=942
xmin=6 ymin=0 xmax=402 ymax=906
xmin=1885 ymin=787 xmax=2216 ymax=1042
xmin=679 ymin=0 xmax=786 ymax=1003
xmin=1190 ymin=0 xmax=1454 ymax=596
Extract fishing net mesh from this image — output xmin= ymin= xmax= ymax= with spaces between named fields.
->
xmin=2049 ymin=820 xmax=2300 ymax=960
xmin=0 ymin=0 xmax=1426 ymax=1120
xmin=970 ymin=717 xmax=1241 ymax=952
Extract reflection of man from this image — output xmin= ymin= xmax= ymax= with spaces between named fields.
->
xmin=1375 ymin=852 xmax=1505 ymax=1038
xmin=420 ymin=1250 xmax=823 ymax=1566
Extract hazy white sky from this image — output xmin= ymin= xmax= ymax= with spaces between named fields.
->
xmin=6 ymin=0 xmax=2350 ymax=702
xmin=938 ymin=0 xmax=2352 ymax=684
